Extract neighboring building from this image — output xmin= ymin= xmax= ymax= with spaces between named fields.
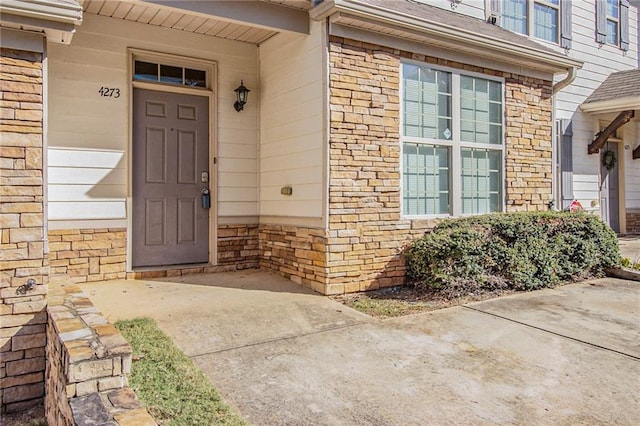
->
xmin=0 ymin=0 xmax=637 ymax=412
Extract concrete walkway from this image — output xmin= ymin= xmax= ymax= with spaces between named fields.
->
xmin=619 ymin=235 xmax=640 ymax=262
xmin=80 ymin=271 xmax=640 ymax=425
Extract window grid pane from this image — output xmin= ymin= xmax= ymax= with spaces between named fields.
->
xmin=606 ymin=0 xmax=619 ymax=18
xmin=534 ymin=2 xmax=558 ymax=42
xmin=606 ymin=19 xmax=619 ymax=44
xmin=503 ymin=0 xmax=527 ymax=34
xmin=403 ymin=64 xmax=452 ymax=140
xmin=460 ymin=76 xmax=503 ymax=145
xmin=461 ymin=148 xmax=502 ymax=214
xmin=403 ymin=143 xmax=450 ymax=215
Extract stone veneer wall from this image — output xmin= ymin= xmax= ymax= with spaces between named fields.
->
xmin=0 ymin=47 xmax=48 ymax=413
xmin=626 ymin=209 xmax=640 ymax=234
xmin=217 ymin=224 xmax=260 ymax=268
xmin=324 ymin=36 xmax=553 ymax=294
xmin=259 ymin=224 xmax=329 ymax=294
xmin=46 ymin=275 xmax=155 ymax=425
xmin=48 ymin=228 xmax=127 ymax=283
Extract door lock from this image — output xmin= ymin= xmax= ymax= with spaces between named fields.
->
xmin=201 ymin=189 xmax=211 ymax=209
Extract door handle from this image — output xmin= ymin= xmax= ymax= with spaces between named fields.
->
xmin=201 ymin=189 xmax=211 ymax=209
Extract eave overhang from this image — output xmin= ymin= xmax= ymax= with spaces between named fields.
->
xmin=0 ymin=0 xmax=82 ymax=44
xmin=580 ymin=97 xmax=640 ymax=114
xmin=310 ymin=0 xmax=582 ymax=74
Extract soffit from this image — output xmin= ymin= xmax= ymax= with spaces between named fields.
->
xmin=81 ymin=0 xmax=312 ymax=44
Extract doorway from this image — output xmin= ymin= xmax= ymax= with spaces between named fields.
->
xmin=600 ymin=141 xmax=620 ymax=233
xmin=132 ymin=88 xmax=210 ymax=267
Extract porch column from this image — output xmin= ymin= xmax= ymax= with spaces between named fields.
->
xmin=1 ymin=33 xmax=48 ymax=414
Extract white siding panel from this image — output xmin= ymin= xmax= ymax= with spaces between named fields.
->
xmin=48 ymin=184 xmax=126 ymax=201
xmin=47 ymin=13 xmax=259 ymax=224
xmin=48 ymin=202 xmax=126 ymax=220
xmin=259 ymin=21 xmax=324 ymax=218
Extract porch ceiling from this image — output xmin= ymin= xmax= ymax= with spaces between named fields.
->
xmin=81 ymin=0 xmax=312 ymax=44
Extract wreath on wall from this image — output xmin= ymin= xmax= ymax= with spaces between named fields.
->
xmin=602 ymin=149 xmax=617 ymax=171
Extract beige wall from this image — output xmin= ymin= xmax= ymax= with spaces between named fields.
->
xmin=258 ymin=20 xmax=325 ymax=224
xmin=47 ymin=13 xmax=260 ymax=228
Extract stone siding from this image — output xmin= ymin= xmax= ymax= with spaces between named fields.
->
xmin=626 ymin=209 xmax=640 ymax=234
xmin=217 ymin=224 xmax=260 ymax=268
xmin=0 ymin=47 xmax=48 ymax=413
xmin=45 ymin=275 xmax=155 ymax=425
xmin=259 ymin=224 xmax=328 ymax=293
xmin=48 ymin=228 xmax=127 ymax=283
xmin=504 ymin=76 xmax=553 ymax=210
xmin=324 ymin=36 xmax=553 ymax=294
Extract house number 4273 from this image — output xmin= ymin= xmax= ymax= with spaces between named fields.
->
xmin=98 ymin=87 xmax=120 ymax=98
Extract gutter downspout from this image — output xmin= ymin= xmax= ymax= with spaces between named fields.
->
xmin=552 ymin=66 xmax=577 ymax=94
xmin=550 ymin=65 xmax=577 ymax=210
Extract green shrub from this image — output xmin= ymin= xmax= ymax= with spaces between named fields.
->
xmin=405 ymin=212 xmax=621 ymax=292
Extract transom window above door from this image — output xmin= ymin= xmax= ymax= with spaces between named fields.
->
xmin=134 ymin=60 xmax=207 ymax=88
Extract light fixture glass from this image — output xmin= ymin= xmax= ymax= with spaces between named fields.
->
xmin=234 ymin=80 xmax=250 ymax=112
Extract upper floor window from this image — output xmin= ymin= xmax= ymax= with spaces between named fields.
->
xmin=596 ymin=0 xmax=630 ymax=50
xmin=606 ymin=0 xmax=620 ymax=44
xmin=502 ymin=0 xmax=560 ymax=43
xmin=401 ymin=63 xmax=505 ymax=217
xmin=493 ymin=0 xmax=573 ymax=48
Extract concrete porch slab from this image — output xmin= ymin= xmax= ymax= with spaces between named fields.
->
xmin=79 ymin=269 xmax=370 ymax=356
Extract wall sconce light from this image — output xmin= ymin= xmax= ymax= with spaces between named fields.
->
xmin=234 ymin=80 xmax=250 ymax=112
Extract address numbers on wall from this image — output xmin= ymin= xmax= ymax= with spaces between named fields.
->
xmin=98 ymin=87 xmax=121 ymax=98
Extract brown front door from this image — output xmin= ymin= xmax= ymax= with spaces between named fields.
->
xmin=132 ymin=89 xmax=210 ymax=267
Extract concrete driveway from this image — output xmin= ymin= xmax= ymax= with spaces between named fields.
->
xmin=80 ymin=271 xmax=640 ymax=425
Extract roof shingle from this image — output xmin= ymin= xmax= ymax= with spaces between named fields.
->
xmin=584 ymin=68 xmax=640 ymax=104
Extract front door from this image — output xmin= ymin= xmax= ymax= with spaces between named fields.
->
xmin=132 ymin=89 xmax=210 ymax=267
xmin=600 ymin=142 xmax=620 ymax=233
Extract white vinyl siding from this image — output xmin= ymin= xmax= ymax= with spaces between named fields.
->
xmin=402 ymin=62 xmax=505 ymax=217
xmin=552 ymin=2 xmax=637 ymax=219
xmin=258 ymin=21 xmax=324 ymax=220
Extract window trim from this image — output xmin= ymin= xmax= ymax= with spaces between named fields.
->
xmin=502 ymin=0 xmax=561 ymax=44
xmin=400 ymin=60 xmax=507 ymax=219
xmin=605 ymin=0 xmax=620 ymax=46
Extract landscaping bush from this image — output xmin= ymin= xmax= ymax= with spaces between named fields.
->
xmin=404 ymin=212 xmax=621 ymax=293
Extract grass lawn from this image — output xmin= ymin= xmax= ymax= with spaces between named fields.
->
xmin=114 ymin=317 xmax=245 ymax=426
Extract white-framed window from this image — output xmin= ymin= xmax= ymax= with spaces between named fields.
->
xmin=605 ymin=0 xmax=620 ymax=45
xmin=401 ymin=62 xmax=505 ymax=217
xmin=596 ymin=0 xmax=630 ymax=50
xmin=502 ymin=0 xmax=560 ymax=43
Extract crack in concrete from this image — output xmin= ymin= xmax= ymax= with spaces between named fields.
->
xmin=189 ymin=320 xmax=370 ymax=359
xmin=462 ymin=305 xmax=640 ymax=361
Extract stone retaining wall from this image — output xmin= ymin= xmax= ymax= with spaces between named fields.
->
xmin=45 ymin=275 xmax=155 ymax=425
xmin=48 ymin=228 xmax=127 ymax=284
xmin=0 ymin=47 xmax=48 ymax=414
